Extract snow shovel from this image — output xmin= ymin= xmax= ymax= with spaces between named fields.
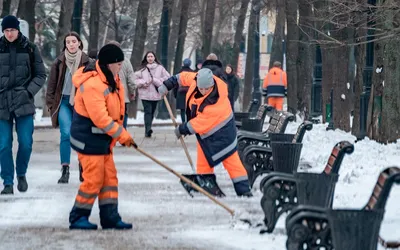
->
xmin=134 ymin=146 xmax=235 ymax=216
xmin=163 ymin=96 xmax=195 ymax=172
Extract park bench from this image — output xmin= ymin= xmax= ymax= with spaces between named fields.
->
xmin=285 ymin=166 xmax=400 ymax=250
xmin=241 ymin=121 xmax=313 ymax=187
xmin=259 ymin=141 xmax=354 ymax=233
xmin=235 ymin=104 xmax=274 ymax=132
xmin=237 ymin=111 xmax=295 ymax=158
xmin=234 ymin=99 xmax=259 ymax=122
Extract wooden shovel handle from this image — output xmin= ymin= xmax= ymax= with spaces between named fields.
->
xmin=135 ymin=146 xmax=235 ymax=216
xmin=163 ymin=96 xmax=194 ymax=171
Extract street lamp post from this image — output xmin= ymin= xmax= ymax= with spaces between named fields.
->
xmin=358 ymin=0 xmax=376 ymax=140
xmin=251 ymin=0 xmax=261 ymax=111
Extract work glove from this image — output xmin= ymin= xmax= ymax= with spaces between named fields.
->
xmin=174 ymin=126 xmax=182 ymax=139
xmin=158 ymin=84 xmax=168 ymax=96
xmin=121 ymin=137 xmax=138 ymax=148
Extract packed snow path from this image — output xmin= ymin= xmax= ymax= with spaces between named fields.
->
xmin=0 ymin=124 xmax=399 ymax=249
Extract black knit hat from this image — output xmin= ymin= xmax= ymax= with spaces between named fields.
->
xmin=98 ymin=44 xmax=124 ymax=65
xmin=1 ymin=15 xmax=20 ymax=32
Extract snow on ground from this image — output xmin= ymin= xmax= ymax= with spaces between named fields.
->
xmin=0 ymin=120 xmax=399 ymax=249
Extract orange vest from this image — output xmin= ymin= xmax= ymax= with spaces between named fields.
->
xmin=70 ymin=61 xmax=130 ymax=154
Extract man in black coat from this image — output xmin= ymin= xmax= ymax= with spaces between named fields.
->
xmin=0 ymin=15 xmax=46 ymax=195
xmin=174 ymin=58 xmax=194 ymax=122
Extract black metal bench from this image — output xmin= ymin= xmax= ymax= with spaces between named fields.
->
xmin=285 ymin=166 xmax=400 ymax=250
xmin=234 ymin=99 xmax=259 ymax=123
xmin=241 ymin=121 xmax=313 ymax=187
xmin=237 ymin=111 xmax=295 ymax=158
xmin=235 ymin=104 xmax=274 ymax=132
xmin=259 ymin=141 xmax=354 ymax=233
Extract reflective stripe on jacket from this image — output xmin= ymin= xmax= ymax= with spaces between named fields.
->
xmin=262 ymin=67 xmax=287 ymax=97
xmin=70 ymin=61 xmax=130 ymax=155
xmin=179 ymin=72 xmax=237 ymax=166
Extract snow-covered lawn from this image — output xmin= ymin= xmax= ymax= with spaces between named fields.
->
xmin=0 ymin=122 xmax=398 ymax=249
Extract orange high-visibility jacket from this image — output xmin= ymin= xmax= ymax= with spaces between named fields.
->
xmin=262 ymin=67 xmax=287 ymax=97
xmin=162 ymin=71 xmax=237 ymax=166
xmin=70 ymin=61 xmax=131 ymax=155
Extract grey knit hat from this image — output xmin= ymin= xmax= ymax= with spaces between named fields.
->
xmin=196 ymin=68 xmax=214 ymax=88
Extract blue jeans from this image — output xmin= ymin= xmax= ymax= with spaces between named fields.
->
xmin=58 ymin=95 xmax=73 ymax=165
xmin=0 ymin=114 xmax=34 ymax=185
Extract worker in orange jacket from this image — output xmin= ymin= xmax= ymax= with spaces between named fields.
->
xmin=158 ymin=68 xmax=252 ymax=197
xmin=262 ymin=61 xmax=287 ymax=111
xmin=69 ymin=44 xmax=137 ymax=230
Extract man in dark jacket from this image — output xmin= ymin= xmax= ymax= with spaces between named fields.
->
xmin=0 ymin=15 xmax=46 ymax=195
xmin=202 ymin=53 xmax=228 ymax=83
xmin=174 ymin=58 xmax=194 ymax=122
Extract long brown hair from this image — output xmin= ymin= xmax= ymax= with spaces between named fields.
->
xmin=62 ymin=31 xmax=83 ymax=51
xmin=140 ymin=51 xmax=161 ymax=70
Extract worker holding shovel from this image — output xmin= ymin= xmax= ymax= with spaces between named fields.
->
xmin=158 ymin=68 xmax=252 ymax=197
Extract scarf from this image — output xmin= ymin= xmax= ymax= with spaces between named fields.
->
xmin=64 ymin=49 xmax=82 ymax=105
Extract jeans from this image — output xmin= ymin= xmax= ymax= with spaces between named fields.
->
xmin=0 ymin=114 xmax=34 ymax=185
xmin=123 ymin=103 xmax=128 ymax=129
xmin=142 ymin=100 xmax=158 ymax=134
xmin=58 ymin=95 xmax=73 ymax=165
xmin=180 ymin=109 xmax=186 ymax=123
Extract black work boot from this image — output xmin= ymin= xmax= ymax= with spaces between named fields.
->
xmin=79 ymin=162 xmax=84 ymax=182
xmin=17 ymin=176 xmax=28 ymax=192
xmin=1 ymin=185 xmax=13 ymax=195
xmin=58 ymin=165 xmax=70 ymax=184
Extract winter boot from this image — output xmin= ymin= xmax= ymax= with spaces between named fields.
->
xmin=79 ymin=162 xmax=84 ymax=182
xmin=69 ymin=216 xmax=98 ymax=230
xmin=1 ymin=185 xmax=13 ymax=195
xmin=233 ymin=179 xmax=253 ymax=197
xmin=58 ymin=165 xmax=70 ymax=184
xmin=17 ymin=176 xmax=28 ymax=192
xmin=100 ymin=204 xmax=132 ymax=230
xmin=180 ymin=174 xmax=226 ymax=197
xmin=145 ymin=129 xmax=153 ymax=138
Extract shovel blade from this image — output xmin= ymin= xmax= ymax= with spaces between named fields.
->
xmin=180 ymin=174 xmax=226 ymax=198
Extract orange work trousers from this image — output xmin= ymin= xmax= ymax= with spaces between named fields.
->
xmin=196 ymin=143 xmax=248 ymax=183
xmin=268 ymin=97 xmax=284 ymax=111
xmin=74 ymin=152 xmax=118 ymax=210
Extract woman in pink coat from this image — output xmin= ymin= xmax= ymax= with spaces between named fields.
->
xmin=135 ymin=51 xmax=170 ymax=137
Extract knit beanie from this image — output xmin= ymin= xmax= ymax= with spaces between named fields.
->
xmin=1 ymin=15 xmax=20 ymax=32
xmin=98 ymin=44 xmax=124 ymax=65
xmin=183 ymin=58 xmax=191 ymax=67
xmin=196 ymin=68 xmax=214 ymax=88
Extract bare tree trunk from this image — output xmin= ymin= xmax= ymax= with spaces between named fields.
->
xmin=351 ymin=0 xmax=367 ymax=137
xmin=202 ymin=0 xmax=217 ymax=58
xmin=232 ymin=0 xmax=250 ymax=72
xmin=167 ymin=0 xmax=181 ymax=72
xmin=367 ymin=41 xmax=384 ymax=140
xmin=56 ymin=0 xmax=74 ymax=56
xmin=130 ymin=0 xmax=150 ymax=69
xmin=242 ymin=0 xmax=256 ymax=110
xmin=269 ymin=0 xmax=285 ymax=69
xmin=285 ymin=0 xmax=298 ymax=115
xmin=88 ymin=0 xmax=100 ymax=55
xmin=352 ymin=39 xmax=366 ymax=137
xmin=156 ymin=0 xmax=173 ymax=59
xmin=16 ymin=0 xmax=37 ymax=41
xmin=380 ymin=1 xmax=400 ymax=143
xmin=173 ymin=0 xmax=191 ymax=74
xmin=0 ymin=0 xmax=11 ymax=18
xmin=297 ymin=0 xmax=313 ymax=119
xmin=128 ymin=0 xmax=150 ymax=119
